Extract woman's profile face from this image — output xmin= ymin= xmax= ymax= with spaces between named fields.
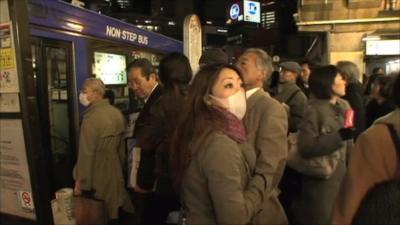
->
xmin=211 ymin=68 xmax=244 ymax=99
xmin=332 ymin=73 xmax=346 ymax=97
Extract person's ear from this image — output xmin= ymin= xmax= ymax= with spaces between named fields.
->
xmin=148 ymin=73 xmax=157 ymax=82
xmin=259 ymin=69 xmax=267 ymax=82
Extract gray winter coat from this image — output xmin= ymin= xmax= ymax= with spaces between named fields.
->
xmin=181 ymin=129 xmax=263 ymax=225
xmin=292 ymin=98 xmax=352 ymax=225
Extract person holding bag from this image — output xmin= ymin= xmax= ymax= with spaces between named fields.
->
xmin=74 ymin=78 xmax=134 ymax=225
xmin=291 ymin=65 xmax=354 ymax=225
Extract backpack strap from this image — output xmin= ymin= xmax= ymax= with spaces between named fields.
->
xmin=385 ymin=123 xmax=400 ymax=155
xmin=385 ymin=123 xmax=400 ymax=179
xmin=285 ymin=89 xmax=301 ymax=104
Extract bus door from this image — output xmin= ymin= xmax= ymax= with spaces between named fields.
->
xmin=31 ymin=37 xmax=77 ymax=192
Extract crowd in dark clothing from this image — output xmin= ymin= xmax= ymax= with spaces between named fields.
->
xmin=73 ymin=47 xmax=400 ymax=225
xmin=366 ymin=99 xmax=396 ymax=128
xmin=269 ymin=61 xmax=399 ymax=225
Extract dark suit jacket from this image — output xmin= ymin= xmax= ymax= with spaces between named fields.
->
xmin=136 ymin=90 xmax=187 ymax=195
xmin=132 ymin=84 xmax=163 ymax=189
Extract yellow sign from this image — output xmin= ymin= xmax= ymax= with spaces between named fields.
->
xmin=0 ymin=48 xmax=15 ymax=69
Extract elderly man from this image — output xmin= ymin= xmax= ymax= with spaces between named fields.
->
xmin=273 ymin=62 xmax=307 ymax=221
xmin=236 ymin=48 xmax=289 ymax=225
xmin=274 ymin=61 xmax=307 ymax=133
xmin=127 ymin=58 xmax=162 ymax=225
xmin=74 ymin=78 xmax=134 ymax=224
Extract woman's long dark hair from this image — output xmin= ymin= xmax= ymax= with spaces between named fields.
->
xmin=157 ymin=52 xmax=193 ymax=118
xmin=169 ymin=63 xmax=242 ymax=190
xmin=159 ymin=52 xmax=192 ymax=95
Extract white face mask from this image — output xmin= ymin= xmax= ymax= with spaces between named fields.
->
xmin=79 ymin=93 xmax=90 ymax=106
xmin=210 ymin=89 xmax=247 ymax=119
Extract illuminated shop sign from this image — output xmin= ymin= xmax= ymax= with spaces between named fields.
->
xmin=366 ymin=40 xmax=400 ymax=55
xmin=228 ymin=0 xmax=260 ymax=23
xmin=244 ymin=0 xmax=260 ymax=23
xmin=230 ymin=3 xmax=241 ymax=20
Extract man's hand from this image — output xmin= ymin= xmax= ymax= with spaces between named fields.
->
xmin=74 ymin=181 xmax=81 ymax=195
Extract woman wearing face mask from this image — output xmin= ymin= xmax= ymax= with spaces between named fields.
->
xmin=74 ymin=78 xmax=134 ymax=225
xmin=291 ymin=65 xmax=354 ymax=225
xmin=170 ymin=64 xmax=264 ymax=225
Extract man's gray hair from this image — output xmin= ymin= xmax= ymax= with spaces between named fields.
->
xmin=336 ymin=61 xmax=360 ymax=84
xmin=243 ymin=48 xmax=273 ymax=76
xmin=84 ymin=78 xmax=106 ymax=96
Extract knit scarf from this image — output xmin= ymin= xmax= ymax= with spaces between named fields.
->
xmin=210 ymin=106 xmax=247 ymax=143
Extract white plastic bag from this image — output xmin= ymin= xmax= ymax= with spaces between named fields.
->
xmin=127 ymin=146 xmax=141 ymax=188
xmin=51 ymin=188 xmax=76 ymax=225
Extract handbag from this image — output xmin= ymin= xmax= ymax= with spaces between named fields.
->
xmin=287 ymin=132 xmax=340 ymax=179
xmin=74 ymin=196 xmax=107 ymax=225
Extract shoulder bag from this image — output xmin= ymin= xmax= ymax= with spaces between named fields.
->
xmin=287 ymin=105 xmax=342 ymax=179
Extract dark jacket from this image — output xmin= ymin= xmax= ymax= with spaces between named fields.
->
xmin=274 ymin=82 xmax=308 ymax=132
xmin=343 ymin=82 xmax=366 ymax=139
xmin=136 ymin=89 xmax=186 ymax=194
xmin=365 ymin=99 xmax=396 ymax=128
xmin=133 ymin=84 xmax=163 ymax=189
xmin=297 ymin=78 xmax=310 ymax=98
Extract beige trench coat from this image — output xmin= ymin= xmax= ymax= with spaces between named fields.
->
xmin=74 ymin=99 xmax=134 ymax=220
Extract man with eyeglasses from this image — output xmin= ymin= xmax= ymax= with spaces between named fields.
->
xmin=127 ymin=58 xmax=163 ymax=225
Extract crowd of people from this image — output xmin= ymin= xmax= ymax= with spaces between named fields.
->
xmin=72 ymin=48 xmax=400 ymax=225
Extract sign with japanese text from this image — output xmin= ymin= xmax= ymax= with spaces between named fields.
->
xmin=0 ymin=93 xmax=20 ymax=112
xmin=0 ymin=119 xmax=35 ymax=219
xmin=0 ymin=22 xmax=19 ymax=93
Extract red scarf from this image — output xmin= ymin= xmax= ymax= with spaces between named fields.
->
xmin=211 ymin=106 xmax=247 ymax=143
